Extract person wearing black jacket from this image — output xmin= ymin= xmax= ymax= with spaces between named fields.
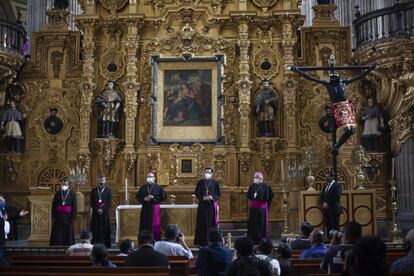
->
xmin=0 ymin=194 xmax=28 ymax=240
xmin=0 ymin=209 xmax=5 ymax=258
xmin=320 ymin=172 xmax=342 ymax=237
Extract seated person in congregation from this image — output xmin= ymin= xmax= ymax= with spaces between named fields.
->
xmin=290 ymin=222 xmax=314 ymax=250
xmin=124 ymin=230 xmax=169 ymax=267
xmin=255 ymin=238 xmax=281 ymax=276
xmin=227 ymin=237 xmax=272 ymax=276
xmin=154 ymin=224 xmax=193 ymax=259
xmin=343 ymin=235 xmax=387 ymax=276
xmin=390 ymin=228 xmax=414 ymax=272
xmin=320 ymin=221 xmax=362 ymax=273
xmin=275 ymin=243 xmax=292 ymax=276
xmin=118 ymin=239 xmax=134 ymax=256
xmin=90 ymin=244 xmax=116 ymax=268
xmin=196 ymin=227 xmax=232 ymax=276
xmin=299 ymin=229 xmax=328 ymax=259
xmin=66 ymin=230 xmax=94 ymax=256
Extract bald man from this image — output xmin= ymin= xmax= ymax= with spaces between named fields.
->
xmin=247 ymin=172 xmax=274 ymax=245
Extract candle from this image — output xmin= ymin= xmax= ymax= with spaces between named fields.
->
xmin=281 ymin=159 xmax=285 ymax=182
xmin=125 ymin=178 xmax=128 ymax=203
xmin=391 ymin=157 xmax=395 ymax=179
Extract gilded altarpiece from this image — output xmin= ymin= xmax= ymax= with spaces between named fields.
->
xmin=0 ymin=0 xmax=394 ymax=238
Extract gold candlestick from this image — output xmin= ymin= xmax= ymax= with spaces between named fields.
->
xmin=388 ymin=179 xmax=403 ymax=243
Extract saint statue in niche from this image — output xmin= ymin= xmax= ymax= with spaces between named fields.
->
xmin=360 ymin=98 xmax=385 ymax=152
xmin=44 ymin=107 xmax=64 ymax=135
xmin=95 ymin=81 xmax=122 ymax=138
xmin=255 ymin=79 xmax=277 ymax=137
xmin=1 ymin=102 xmax=25 ymax=153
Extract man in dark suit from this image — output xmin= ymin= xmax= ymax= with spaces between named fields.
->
xmin=320 ymin=172 xmax=342 ymax=238
xmin=197 ymin=228 xmax=232 ymax=276
xmin=124 ymin=230 xmax=169 ymax=267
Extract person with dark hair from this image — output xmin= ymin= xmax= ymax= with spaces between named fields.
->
xmin=197 ymin=228 xmax=232 ymax=276
xmin=194 ymin=167 xmax=221 ymax=246
xmin=90 ymin=244 xmax=116 ymax=268
xmin=227 ymin=237 xmax=272 ymax=276
xmin=90 ymin=176 xmax=112 ymax=248
xmin=154 ymin=224 xmax=193 ymax=258
xmin=136 ymin=172 xmax=167 ymax=241
xmin=299 ymin=230 xmax=328 ymax=259
xmin=320 ymin=172 xmax=342 ymax=237
xmin=390 ymin=229 xmax=414 ymax=272
xmin=345 ymin=235 xmax=387 ymax=276
xmin=118 ymin=239 xmax=134 ymax=256
xmin=124 ymin=231 xmax=169 ymax=267
xmin=247 ymin=172 xmax=274 ymax=245
xmin=66 ymin=230 xmax=93 ymax=256
xmin=290 ymin=222 xmax=314 ymax=250
xmin=320 ymin=221 xmax=362 ymax=273
xmin=255 ymin=238 xmax=280 ymax=276
xmin=50 ymin=180 xmax=77 ymax=246
xmin=275 ymin=243 xmax=291 ymax=276
xmin=0 ymin=194 xmax=28 ymax=240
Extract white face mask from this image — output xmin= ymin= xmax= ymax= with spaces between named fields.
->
xmin=254 ymin=178 xmax=261 ymax=184
xmin=61 ymin=185 xmax=69 ymax=191
xmin=147 ymin=177 xmax=155 ymax=184
xmin=205 ymin=173 xmax=212 ymax=180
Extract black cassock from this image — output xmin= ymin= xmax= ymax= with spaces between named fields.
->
xmin=194 ymin=179 xmax=221 ymax=246
xmin=50 ymin=190 xmax=77 ymax=246
xmin=136 ymin=183 xmax=167 ymax=241
xmin=90 ymin=186 xmax=112 ymax=248
xmin=247 ymin=183 xmax=273 ymax=244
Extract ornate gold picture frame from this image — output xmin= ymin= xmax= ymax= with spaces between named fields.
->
xmin=176 ymin=156 xmax=198 ymax=178
xmin=150 ymin=55 xmax=224 ymax=144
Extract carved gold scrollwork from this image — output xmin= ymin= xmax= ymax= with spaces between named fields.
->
xmin=99 ymin=0 xmax=129 ymax=14
xmin=253 ymin=28 xmax=279 ymax=80
xmin=93 ymin=139 xmax=124 ymax=170
xmin=124 ymin=151 xmax=138 ymax=172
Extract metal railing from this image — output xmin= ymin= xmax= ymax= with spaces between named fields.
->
xmin=0 ymin=20 xmax=26 ymax=54
xmin=353 ymin=1 xmax=414 ymax=49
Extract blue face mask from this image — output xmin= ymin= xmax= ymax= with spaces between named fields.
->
xmin=0 ymin=201 xmax=6 ymax=208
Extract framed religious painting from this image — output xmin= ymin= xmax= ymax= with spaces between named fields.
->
xmin=150 ymin=55 xmax=224 ymax=144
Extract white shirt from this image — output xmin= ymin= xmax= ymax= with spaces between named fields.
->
xmin=4 ymin=220 xmax=10 ymax=239
xmin=256 ymin=254 xmax=281 ymax=276
xmin=326 ymin=180 xmax=335 ymax=192
xmin=154 ymin=240 xmax=193 ymax=259
xmin=66 ymin=242 xmax=93 ymax=256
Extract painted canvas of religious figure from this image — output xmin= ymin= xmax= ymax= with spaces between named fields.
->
xmin=163 ymin=70 xmax=212 ymax=126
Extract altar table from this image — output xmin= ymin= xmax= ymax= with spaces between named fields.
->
xmin=116 ymin=204 xmax=198 ymax=245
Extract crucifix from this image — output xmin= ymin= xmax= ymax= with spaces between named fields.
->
xmin=290 ymin=55 xmax=377 ymax=179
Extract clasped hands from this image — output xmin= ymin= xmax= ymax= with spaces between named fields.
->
xmin=322 ymin=202 xmax=328 ymax=209
xmin=203 ymin=195 xmax=213 ymax=201
xmin=144 ymin=195 xmax=154 ymax=202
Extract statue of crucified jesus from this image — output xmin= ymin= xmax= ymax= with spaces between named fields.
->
xmin=290 ymin=55 xmax=377 ymax=177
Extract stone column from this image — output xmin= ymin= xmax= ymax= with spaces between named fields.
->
xmin=27 ymin=0 xmax=48 ymax=46
xmin=281 ymin=15 xmax=299 ymax=150
xmin=122 ymin=18 xmax=142 ymax=173
xmin=77 ymin=19 xmax=97 ymax=172
xmin=235 ymin=16 xmax=253 ymax=150
xmin=395 ymin=137 xmax=414 ymax=231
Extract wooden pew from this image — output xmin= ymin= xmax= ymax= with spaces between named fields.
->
xmin=0 ymin=267 xmax=169 ymax=276
xmin=290 ymin=248 xmax=407 ymax=276
xmin=291 ymin=258 xmax=323 ymax=276
xmin=10 ymin=255 xmax=189 ymax=276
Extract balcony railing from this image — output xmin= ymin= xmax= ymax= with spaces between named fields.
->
xmin=0 ymin=20 xmax=26 ymax=54
xmin=353 ymin=1 xmax=414 ymax=49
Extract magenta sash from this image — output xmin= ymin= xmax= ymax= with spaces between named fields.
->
xmin=153 ymin=204 xmax=161 ymax=240
xmin=250 ymin=200 xmax=269 ymax=237
xmin=96 ymin=202 xmax=105 ymax=209
xmin=56 ymin=204 xmax=72 ymax=213
xmin=213 ymin=201 xmax=219 ymax=227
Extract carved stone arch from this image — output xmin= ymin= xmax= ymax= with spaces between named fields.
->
xmin=314 ymin=166 xmax=351 ymax=191
xmin=37 ymin=165 xmax=69 ymax=193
